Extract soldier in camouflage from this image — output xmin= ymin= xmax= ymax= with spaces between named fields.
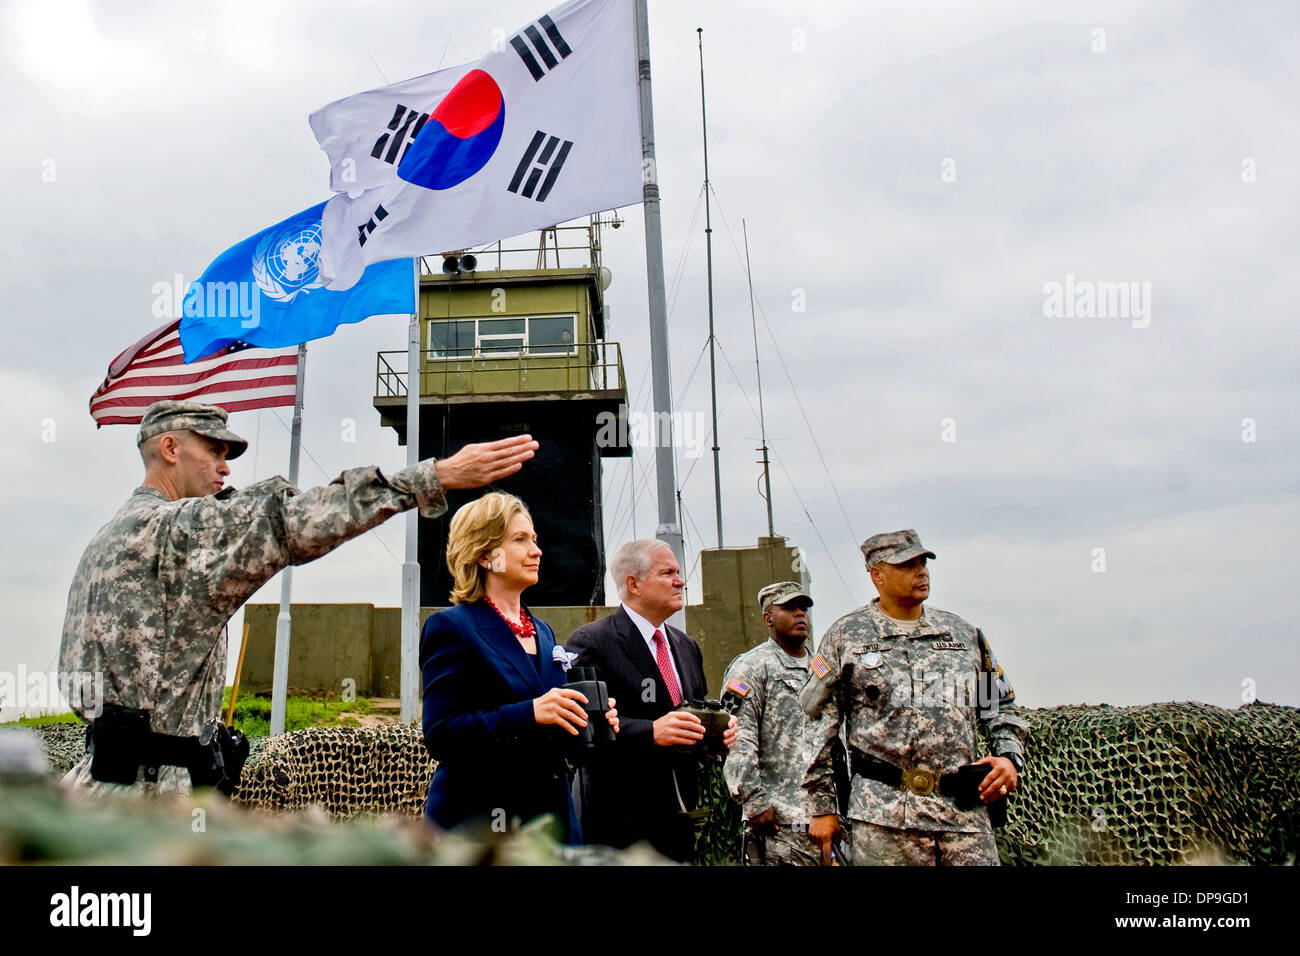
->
xmin=722 ymin=581 xmax=822 ymax=866
xmin=59 ymin=400 xmax=537 ymax=798
xmin=802 ymin=530 xmax=1029 ymax=865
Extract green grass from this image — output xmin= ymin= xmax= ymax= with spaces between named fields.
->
xmin=10 ymin=712 xmax=80 ymax=727
xmin=221 ymin=688 xmax=376 ymax=737
xmin=2 ymin=693 xmax=376 ymax=736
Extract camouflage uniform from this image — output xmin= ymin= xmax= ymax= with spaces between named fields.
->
xmin=59 ymin=403 xmax=447 ymax=797
xmin=723 ymin=639 xmax=820 ymax=866
xmin=802 ymin=599 xmax=1029 ymax=865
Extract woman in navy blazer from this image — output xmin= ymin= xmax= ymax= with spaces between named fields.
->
xmin=420 ymin=492 xmax=617 ymax=842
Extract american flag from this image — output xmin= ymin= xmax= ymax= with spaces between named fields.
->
xmin=89 ymin=319 xmax=299 ymax=426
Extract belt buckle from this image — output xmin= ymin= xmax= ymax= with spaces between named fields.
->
xmin=904 ymin=767 xmax=937 ymax=796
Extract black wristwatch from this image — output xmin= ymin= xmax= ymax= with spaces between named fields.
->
xmin=1001 ymin=752 xmax=1025 ymax=773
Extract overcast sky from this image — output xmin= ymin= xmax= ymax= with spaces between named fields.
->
xmin=1 ymin=0 xmax=1296 ymax=718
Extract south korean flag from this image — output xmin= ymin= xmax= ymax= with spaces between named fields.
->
xmin=311 ymin=0 xmax=642 ymax=291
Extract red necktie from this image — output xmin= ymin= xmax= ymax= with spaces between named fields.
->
xmin=653 ymin=629 xmax=683 ymax=706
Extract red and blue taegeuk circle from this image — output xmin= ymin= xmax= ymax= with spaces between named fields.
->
xmin=397 ymin=69 xmax=504 ymax=191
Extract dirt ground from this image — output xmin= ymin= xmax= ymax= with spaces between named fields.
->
xmin=342 ymin=697 xmax=401 ymax=728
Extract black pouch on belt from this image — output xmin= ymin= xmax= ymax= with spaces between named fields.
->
xmin=192 ymin=717 xmax=250 ymax=796
xmin=952 ymin=763 xmax=1008 ymax=828
xmin=89 ymin=703 xmax=152 ymax=785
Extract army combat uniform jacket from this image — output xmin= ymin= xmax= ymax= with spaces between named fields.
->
xmin=59 ymin=461 xmax=447 ymax=795
xmin=802 ymin=600 xmax=1028 ymax=833
xmin=722 ymin=639 xmax=815 ymax=825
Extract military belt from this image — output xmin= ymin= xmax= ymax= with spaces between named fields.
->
xmin=88 ymin=703 xmax=248 ymax=794
xmin=745 ymin=821 xmax=811 ymax=833
xmin=848 ymin=748 xmax=963 ymax=798
xmin=848 ymin=747 xmax=1008 ymax=827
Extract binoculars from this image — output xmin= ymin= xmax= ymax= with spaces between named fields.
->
xmin=671 ymin=698 xmax=732 ymax=758
xmin=561 ymin=667 xmax=616 ymax=758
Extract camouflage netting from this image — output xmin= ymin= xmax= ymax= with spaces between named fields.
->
xmin=993 ymin=702 xmax=1299 ymax=865
xmin=225 ymin=702 xmax=1299 ymax=865
xmin=233 ymin=725 xmax=434 ymax=816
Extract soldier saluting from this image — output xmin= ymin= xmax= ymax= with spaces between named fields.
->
xmin=59 ymin=400 xmax=536 ymax=797
xmin=801 ymin=530 xmax=1029 ymax=865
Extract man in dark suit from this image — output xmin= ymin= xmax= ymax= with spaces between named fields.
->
xmin=565 ymin=538 xmax=737 ymax=861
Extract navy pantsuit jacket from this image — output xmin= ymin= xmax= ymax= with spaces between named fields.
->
xmin=420 ymin=601 xmax=579 ymax=841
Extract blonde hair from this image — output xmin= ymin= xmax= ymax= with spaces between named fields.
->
xmin=445 ymin=492 xmax=532 ymax=604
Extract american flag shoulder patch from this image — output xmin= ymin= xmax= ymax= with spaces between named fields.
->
xmin=725 ymin=677 xmax=751 ymax=698
xmin=811 ymin=654 xmax=831 ymax=679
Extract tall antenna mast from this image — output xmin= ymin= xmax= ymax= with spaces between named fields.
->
xmin=635 ymin=0 xmax=685 ymax=608
xmin=698 ymin=26 xmax=723 ymax=549
xmin=743 ymin=219 xmax=775 ymax=537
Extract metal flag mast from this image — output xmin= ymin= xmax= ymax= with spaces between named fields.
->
xmin=634 ymin=0 xmax=684 ymax=612
xmin=269 ymin=257 xmax=422 ymax=732
xmin=698 ymin=26 xmax=723 ymax=549
xmin=401 ymin=257 xmax=421 ymax=722
xmin=269 ymin=342 xmax=307 ymax=736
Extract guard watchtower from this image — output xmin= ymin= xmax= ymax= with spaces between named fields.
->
xmin=374 ymin=221 xmax=629 ymax=607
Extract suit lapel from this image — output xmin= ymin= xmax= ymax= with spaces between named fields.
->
xmin=532 ymin=614 xmax=565 ymax=688
xmin=614 ymin=606 xmax=669 ymax=705
xmin=470 ymin=602 xmax=546 ymax=695
xmin=666 ymin=625 xmax=704 ymax=699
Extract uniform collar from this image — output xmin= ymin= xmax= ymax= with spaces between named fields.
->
xmin=766 ymin=637 xmax=811 ymax=668
xmin=868 ymin=598 xmax=945 ymax=639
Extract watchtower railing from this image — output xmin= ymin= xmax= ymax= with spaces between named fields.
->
xmin=376 ymin=341 xmax=625 ymax=399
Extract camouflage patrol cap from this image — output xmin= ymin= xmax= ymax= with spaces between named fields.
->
xmin=860 ymin=529 xmax=936 ymax=568
xmin=757 ymin=581 xmax=813 ymax=612
xmin=136 ymin=401 xmax=249 ymax=460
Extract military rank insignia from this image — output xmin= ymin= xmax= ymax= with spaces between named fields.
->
xmin=725 ymin=677 xmax=752 ymax=698
xmin=810 ymin=654 xmax=831 ymax=679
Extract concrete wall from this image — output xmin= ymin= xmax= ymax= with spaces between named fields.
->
xmin=240 ymin=602 xmax=618 ymax=698
xmin=690 ymin=536 xmax=813 ymax=693
xmin=241 ymin=603 xmax=377 ymax=698
xmin=238 ymin=537 xmax=810 ymax=700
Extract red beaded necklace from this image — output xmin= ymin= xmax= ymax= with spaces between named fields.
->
xmin=485 ymin=595 xmax=536 ymax=640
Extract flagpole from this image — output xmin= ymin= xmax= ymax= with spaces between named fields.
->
xmin=634 ymin=0 xmax=685 ymax=609
xmin=269 ymin=342 xmax=307 ymax=737
xmin=401 ymin=258 xmax=421 ymax=723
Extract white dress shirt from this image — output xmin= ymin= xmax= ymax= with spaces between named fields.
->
xmin=621 ymin=602 xmax=683 ymax=690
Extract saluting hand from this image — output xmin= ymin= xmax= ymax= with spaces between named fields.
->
xmin=533 ymin=687 xmax=589 ymax=735
xmin=434 ymin=435 xmax=539 ymax=490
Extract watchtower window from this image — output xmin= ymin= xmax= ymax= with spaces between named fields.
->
xmin=427 ymin=315 xmax=577 ymax=359
xmin=528 ymin=316 xmax=577 ymax=354
xmin=428 ymin=319 xmax=475 ymax=357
